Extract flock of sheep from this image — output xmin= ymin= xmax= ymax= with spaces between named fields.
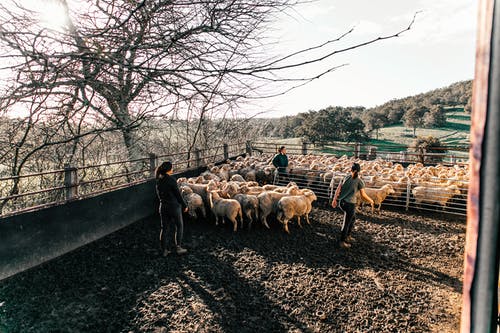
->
xmin=176 ymin=153 xmax=470 ymax=233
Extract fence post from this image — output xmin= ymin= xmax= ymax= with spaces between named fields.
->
xmin=223 ymin=143 xmax=229 ymax=160
xmin=405 ymin=179 xmax=411 ymax=211
xmin=302 ymin=142 xmax=308 ymax=155
xmin=64 ymin=164 xmax=78 ymax=200
xmin=451 ymin=155 xmax=456 ymax=164
xmin=354 ymin=142 xmax=360 ymax=159
xmin=246 ymin=140 xmax=252 ymax=156
xmin=195 ymin=148 xmax=202 ymax=168
xmin=149 ymin=153 xmax=157 ymax=178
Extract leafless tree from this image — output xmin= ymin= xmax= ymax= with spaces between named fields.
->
xmin=0 ymin=0 xmax=416 ymax=160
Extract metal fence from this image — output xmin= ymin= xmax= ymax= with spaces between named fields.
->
xmin=1 ymin=139 xmax=468 ymax=218
xmin=272 ymin=168 xmax=468 ymax=216
xmin=0 ymin=142 xmax=247 ymax=217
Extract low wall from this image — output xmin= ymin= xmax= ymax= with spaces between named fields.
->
xmin=0 ymin=164 xmax=218 ymax=281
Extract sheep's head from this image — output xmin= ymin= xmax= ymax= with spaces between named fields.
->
xmin=180 ymin=186 xmax=193 ymax=195
xmin=177 ymin=177 xmax=188 ymax=184
xmin=447 ymin=185 xmax=461 ymax=195
xmin=303 ymin=189 xmax=317 ymax=202
xmin=384 ymin=184 xmax=395 ymax=195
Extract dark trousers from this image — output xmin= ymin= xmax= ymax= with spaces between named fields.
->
xmin=339 ymin=200 xmax=356 ymax=241
xmin=159 ymin=203 xmax=184 ymax=251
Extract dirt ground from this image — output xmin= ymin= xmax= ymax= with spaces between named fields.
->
xmin=0 ymin=205 xmax=465 ymax=332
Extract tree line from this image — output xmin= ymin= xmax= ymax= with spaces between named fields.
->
xmin=246 ymin=80 xmax=472 ymax=142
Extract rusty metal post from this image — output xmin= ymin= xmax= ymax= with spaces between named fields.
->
xmin=64 ymin=164 xmax=78 ymax=200
xmin=354 ymin=142 xmax=360 ymax=159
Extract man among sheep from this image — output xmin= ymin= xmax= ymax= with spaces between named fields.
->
xmin=331 ymin=162 xmax=374 ymax=249
xmin=272 ymin=146 xmax=289 ymax=184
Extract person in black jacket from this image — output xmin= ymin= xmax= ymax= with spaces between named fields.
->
xmin=155 ymin=161 xmax=188 ymax=256
xmin=272 ymin=146 xmax=289 ymax=184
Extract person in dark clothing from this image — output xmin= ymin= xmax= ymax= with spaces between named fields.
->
xmin=272 ymin=146 xmax=289 ymax=184
xmin=331 ymin=162 xmax=374 ymax=249
xmin=155 ymin=161 xmax=188 ymax=256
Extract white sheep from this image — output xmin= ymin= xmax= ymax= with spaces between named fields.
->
xmin=412 ymin=184 xmax=461 ymax=208
xmin=180 ymin=186 xmax=207 ymax=220
xmin=208 ymin=190 xmax=242 ymax=232
xmin=233 ymin=193 xmax=259 ymax=229
xmin=276 ymin=189 xmax=318 ymax=234
xmin=357 ymin=184 xmax=395 ymax=213
xmin=257 ymin=185 xmax=300 ymax=229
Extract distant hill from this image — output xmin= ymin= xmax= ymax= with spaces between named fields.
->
xmin=246 ymin=80 xmax=472 ymax=142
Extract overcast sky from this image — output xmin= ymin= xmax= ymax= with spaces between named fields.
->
xmin=251 ymin=0 xmax=477 ymax=117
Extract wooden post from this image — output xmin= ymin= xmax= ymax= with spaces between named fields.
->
xmin=195 ymin=149 xmax=202 ymax=168
xmin=302 ymin=142 xmax=308 ymax=155
xmin=223 ymin=143 xmax=229 ymax=160
xmin=354 ymin=142 xmax=360 ymax=159
xmin=149 ymin=153 xmax=157 ymax=178
xmin=246 ymin=140 xmax=252 ymax=156
xmin=64 ymin=164 xmax=78 ymax=200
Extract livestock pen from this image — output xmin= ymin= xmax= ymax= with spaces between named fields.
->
xmin=0 ymin=142 xmax=468 ymax=332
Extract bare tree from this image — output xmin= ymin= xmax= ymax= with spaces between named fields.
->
xmin=0 ymin=0 xmax=417 ymax=160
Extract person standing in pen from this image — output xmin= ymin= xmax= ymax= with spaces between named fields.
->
xmin=331 ymin=162 xmax=374 ymax=249
xmin=272 ymin=145 xmax=289 ymax=184
xmin=155 ymin=161 xmax=188 ymax=256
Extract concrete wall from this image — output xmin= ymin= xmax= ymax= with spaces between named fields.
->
xmin=0 ymin=180 xmax=157 ymax=281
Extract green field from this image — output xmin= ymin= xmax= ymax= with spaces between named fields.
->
xmin=374 ymin=108 xmax=470 ymax=147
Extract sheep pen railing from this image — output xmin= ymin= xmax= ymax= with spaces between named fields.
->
xmin=272 ymin=168 xmax=467 ymax=217
xmin=0 ymin=142 xmax=247 ymax=217
xmin=0 ymin=139 xmax=469 ymax=218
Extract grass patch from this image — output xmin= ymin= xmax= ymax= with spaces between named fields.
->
xmin=447 ymin=114 xmax=471 ymax=121
xmin=440 ymin=122 xmax=470 ymax=132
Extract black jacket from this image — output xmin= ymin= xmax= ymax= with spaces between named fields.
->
xmin=156 ymin=174 xmax=187 ymax=209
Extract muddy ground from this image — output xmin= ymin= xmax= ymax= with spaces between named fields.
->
xmin=0 ymin=205 xmax=465 ymax=332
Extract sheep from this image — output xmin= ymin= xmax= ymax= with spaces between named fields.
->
xmin=233 ymin=193 xmax=259 ymax=229
xmin=257 ymin=185 xmax=300 ymax=229
xmin=208 ymin=190 xmax=242 ymax=232
xmin=180 ymin=186 xmax=207 ymax=220
xmin=357 ymin=184 xmax=395 ymax=213
xmin=230 ymin=174 xmax=245 ymax=182
xmin=412 ymin=184 xmax=461 ymax=208
xmin=276 ymin=189 xmax=318 ymax=234
xmin=181 ymin=180 xmax=219 ymax=211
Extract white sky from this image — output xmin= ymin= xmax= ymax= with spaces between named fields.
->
xmin=252 ymin=0 xmax=478 ymax=117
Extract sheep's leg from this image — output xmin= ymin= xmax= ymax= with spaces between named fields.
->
xmin=214 ymin=215 xmax=219 ymax=226
xmin=229 ymin=217 xmax=238 ymax=232
xmin=305 ymin=214 xmax=311 ymax=225
xmin=261 ymin=213 xmax=270 ymax=229
xmin=200 ymin=206 xmax=207 ymax=219
xmin=297 ymin=216 xmax=302 ymax=228
xmin=245 ymin=211 xmax=252 ymax=229
xmin=284 ymin=219 xmax=290 ymax=234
